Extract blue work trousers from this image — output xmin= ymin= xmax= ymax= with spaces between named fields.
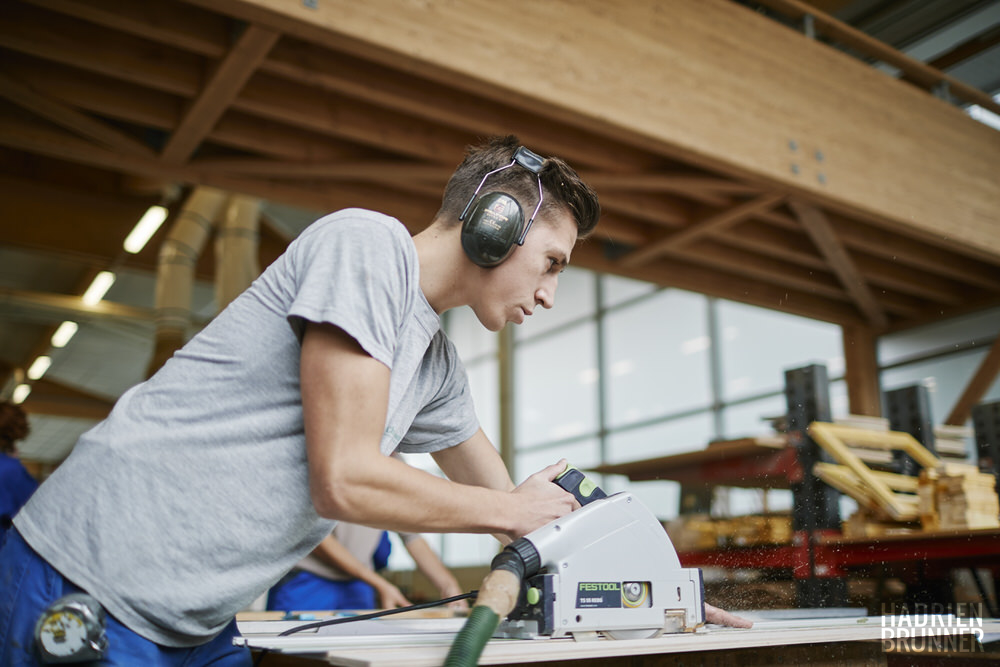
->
xmin=0 ymin=528 xmax=251 ymax=667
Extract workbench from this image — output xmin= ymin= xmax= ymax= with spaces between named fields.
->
xmin=238 ymin=614 xmax=1000 ymax=666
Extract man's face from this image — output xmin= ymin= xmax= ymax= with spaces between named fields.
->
xmin=470 ymin=207 xmax=578 ymax=332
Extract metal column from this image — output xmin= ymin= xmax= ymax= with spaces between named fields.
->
xmin=885 ymin=384 xmax=937 ymax=476
xmin=785 ymin=364 xmax=845 ymax=607
xmin=973 ymin=400 xmax=1000 ymax=491
xmin=886 ymin=383 xmax=953 ymax=607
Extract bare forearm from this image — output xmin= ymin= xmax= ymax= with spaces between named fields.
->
xmin=302 ymin=323 xmax=574 ymax=540
xmin=314 ymin=453 xmax=520 ymax=536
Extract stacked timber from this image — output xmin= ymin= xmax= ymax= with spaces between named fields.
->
xmin=730 ymin=515 xmax=793 ymax=546
xmin=918 ymin=463 xmax=999 ymax=531
xmin=932 ymin=424 xmax=972 ymax=461
xmin=842 ymin=507 xmax=920 ymax=539
xmin=664 ymin=514 xmax=792 ymax=550
xmin=809 ymin=421 xmax=1000 ymax=536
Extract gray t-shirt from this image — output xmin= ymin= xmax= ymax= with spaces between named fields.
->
xmin=15 ymin=209 xmax=479 ymax=646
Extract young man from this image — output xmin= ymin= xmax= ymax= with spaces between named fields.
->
xmin=0 ymin=135 xmax=600 ymax=665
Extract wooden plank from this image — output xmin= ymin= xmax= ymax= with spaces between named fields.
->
xmin=815 ymin=462 xmax=920 ymax=493
xmin=808 ymin=422 xmax=914 ymax=520
xmin=194 ymin=0 xmax=1000 ymax=263
xmin=945 ymin=335 xmax=1000 ymax=425
xmin=161 ymin=23 xmax=279 ymax=164
xmin=240 ymin=619 xmax=894 ymax=666
xmin=790 ymin=200 xmax=888 ymax=330
xmin=811 ymin=423 xmax=941 ymax=470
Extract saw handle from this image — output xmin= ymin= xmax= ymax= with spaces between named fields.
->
xmin=553 ymin=464 xmax=607 ymax=506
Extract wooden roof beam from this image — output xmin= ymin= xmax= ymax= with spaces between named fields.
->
xmin=160 ymin=22 xmax=279 ymax=164
xmin=25 ymin=0 xmax=662 ymax=172
xmin=572 ymin=241 xmax=866 ymax=326
xmin=0 ymin=8 xmax=469 ymax=164
xmin=722 ymin=221 xmax=969 ymax=305
xmin=0 ymin=71 xmax=154 ymax=157
xmin=945 ymin=335 xmax=1000 ymax=426
xmin=0 ymin=114 xmax=438 ymax=224
xmin=759 ymin=208 xmax=1000 ymax=291
xmin=5 ymin=54 xmax=375 ymax=164
xmin=581 ymin=171 xmax=761 ymax=196
xmin=189 ymin=158 xmax=454 ymax=182
xmin=622 ymin=193 xmax=784 ymax=268
xmin=22 ymin=0 xmax=231 ymax=59
xmin=789 ymin=199 xmax=889 ymax=331
xmin=202 ymin=0 xmax=1000 ymax=262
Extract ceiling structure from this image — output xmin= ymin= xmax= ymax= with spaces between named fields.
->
xmin=1 ymin=0 xmax=999 ymax=465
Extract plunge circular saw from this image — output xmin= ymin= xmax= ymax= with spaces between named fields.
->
xmin=496 ymin=467 xmax=705 ymax=640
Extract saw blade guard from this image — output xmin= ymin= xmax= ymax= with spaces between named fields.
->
xmin=514 ymin=491 xmax=705 ymax=638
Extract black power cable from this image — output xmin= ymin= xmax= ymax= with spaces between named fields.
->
xmin=252 ymin=591 xmax=478 ymax=666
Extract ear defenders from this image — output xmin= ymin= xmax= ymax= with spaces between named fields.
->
xmin=459 ymin=146 xmax=546 ymax=268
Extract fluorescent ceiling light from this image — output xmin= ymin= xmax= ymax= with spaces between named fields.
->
xmin=82 ymin=271 xmax=116 ymax=306
xmin=123 ymin=205 xmax=168 ymax=254
xmin=27 ymin=356 xmax=52 ymax=381
xmin=51 ymin=321 xmax=79 ymax=348
xmin=12 ymin=384 xmax=31 ymax=404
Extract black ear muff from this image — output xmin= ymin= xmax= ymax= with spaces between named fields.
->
xmin=457 ymin=145 xmax=546 ymax=268
xmin=460 ymin=191 xmax=524 ymax=268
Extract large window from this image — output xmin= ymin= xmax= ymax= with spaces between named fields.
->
xmin=879 ymin=308 xmax=1000 ymax=427
xmin=604 ymin=290 xmax=712 ymax=429
xmin=400 ymin=270 xmax=996 ymax=572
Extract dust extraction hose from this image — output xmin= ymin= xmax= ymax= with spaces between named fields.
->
xmin=444 ymin=541 xmax=539 ymax=667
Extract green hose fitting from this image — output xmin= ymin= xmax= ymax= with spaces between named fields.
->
xmin=443 ymin=605 xmax=501 ymax=667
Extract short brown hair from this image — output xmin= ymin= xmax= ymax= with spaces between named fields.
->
xmin=437 ymin=135 xmax=600 ymax=238
xmin=0 ymin=401 xmax=30 ymax=454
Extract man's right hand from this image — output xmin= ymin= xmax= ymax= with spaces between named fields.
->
xmin=506 ymin=460 xmax=579 ymax=540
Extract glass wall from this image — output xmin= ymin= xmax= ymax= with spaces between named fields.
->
xmin=392 ymin=269 xmax=998 ymax=572
xmin=878 ymin=307 xmax=1000 ymax=437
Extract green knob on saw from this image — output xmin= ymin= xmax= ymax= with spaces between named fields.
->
xmin=527 ymin=587 xmax=541 ymax=606
xmin=554 ymin=464 xmax=607 ymax=506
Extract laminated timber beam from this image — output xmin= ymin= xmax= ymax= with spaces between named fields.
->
xmin=946 ymin=335 xmax=1000 ymax=426
xmin=789 ymin=199 xmax=888 ymax=331
xmin=194 ymin=0 xmax=1000 ymax=264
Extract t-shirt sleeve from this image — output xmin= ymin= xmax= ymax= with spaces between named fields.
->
xmin=397 ymin=333 xmax=480 ymax=453
xmin=285 ymin=212 xmax=412 ymax=369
